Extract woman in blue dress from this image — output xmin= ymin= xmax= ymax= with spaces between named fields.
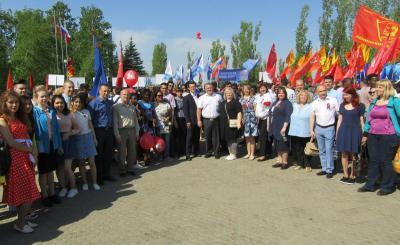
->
xmin=336 ymin=87 xmax=365 ymax=184
xmin=240 ymin=85 xmax=258 ymax=160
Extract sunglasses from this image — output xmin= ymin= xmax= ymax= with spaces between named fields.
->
xmin=156 ymin=94 xmax=163 ymax=97
xmin=369 ymin=91 xmax=376 ymax=95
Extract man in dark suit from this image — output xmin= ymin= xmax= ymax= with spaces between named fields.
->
xmin=183 ymin=81 xmax=200 ymax=161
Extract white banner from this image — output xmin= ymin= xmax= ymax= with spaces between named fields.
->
xmin=48 ymin=74 xmax=65 ymax=86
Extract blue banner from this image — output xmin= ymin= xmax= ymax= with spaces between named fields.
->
xmin=218 ymin=69 xmax=248 ymax=82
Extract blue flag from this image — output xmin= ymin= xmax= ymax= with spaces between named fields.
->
xmin=190 ymin=55 xmax=203 ymax=80
xmin=90 ymin=34 xmax=108 ymax=97
xmin=380 ymin=64 xmax=394 ymax=80
xmin=242 ymin=59 xmax=259 ymax=71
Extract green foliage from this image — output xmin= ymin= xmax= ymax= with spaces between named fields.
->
xmin=295 ymin=5 xmax=310 ymax=59
xmin=319 ymin=0 xmax=333 ymax=48
xmin=0 ymin=9 xmax=16 ymax=88
xmin=151 ymin=42 xmax=167 ymax=75
xmin=11 ymin=9 xmax=54 ymax=84
xmin=210 ymin=39 xmax=226 ymax=62
xmin=73 ymin=6 xmax=114 ymax=86
xmin=123 ymin=36 xmax=145 ymax=75
xmin=231 ymin=21 xmax=261 ymax=82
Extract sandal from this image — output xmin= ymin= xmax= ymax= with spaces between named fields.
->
xmin=305 ymin=166 xmax=312 ymax=172
xmin=243 ymin=154 xmax=249 ymax=159
xmin=248 ymin=155 xmax=255 ymax=160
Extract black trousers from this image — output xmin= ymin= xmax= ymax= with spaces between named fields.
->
xmin=291 ymin=136 xmax=311 ymax=167
xmin=186 ymin=123 xmax=200 ymax=157
xmin=94 ymin=128 xmax=114 ymax=183
xmin=203 ymin=118 xmax=220 ymax=155
xmin=174 ymin=117 xmax=187 ymax=157
xmin=259 ymin=119 xmax=272 ymax=157
xmin=364 ymin=134 xmax=399 ymax=192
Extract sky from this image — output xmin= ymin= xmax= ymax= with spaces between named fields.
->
xmin=1 ymin=0 xmax=323 ymax=73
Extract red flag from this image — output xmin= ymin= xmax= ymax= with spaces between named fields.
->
xmin=367 ymin=34 xmax=400 ymax=75
xmin=265 ymin=43 xmax=277 ymax=83
xmin=279 ymin=66 xmax=292 ymax=80
xmin=116 ymin=46 xmax=124 ymax=88
xmin=313 ymin=66 xmax=323 ymax=85
xmin=6 ymin=70 xmax=13 ymax=90
xmin=196 ymin=32 xmax=202 ymax=40
xmin=334 ymin=63 xmax=344 ymax=84
xmin=28 ymin=73 xmax=34 ymax=90
xmin=45 ymin=74 xmax=48 ymax=91
xmin=290 ymin=52 xmax=320 ymax=86
xmin=344 ymin=46 xmax=364 ymax=79
xmin=353 ymin=5 xmax=400 ymax=48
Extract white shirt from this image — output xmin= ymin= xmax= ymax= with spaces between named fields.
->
xmin=311 ymin=96 xmax=339 ymax=127
xmin=255 ymin=93 xmax=273 ymax=120
xmin=197 ymin=93 xmax=223 ymax=119
xmin=190 ymin=92 xmax=198 ymax=105
xmin=286 ymin=88 xmax=296 ymax=104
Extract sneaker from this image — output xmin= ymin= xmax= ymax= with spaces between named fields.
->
xmin=134 ymin=164 xmax=147 ymax=169
xmin=67 ymin=188 xmax=78 ymax=198
xmin=25 ymin=212 xmax=38 ymax=221
xmin=226 ymin=155 xmax=237 ymax=161
xmin=26 ymin=221 xmax=38 ymax=228
xmin=294 ymin=165 xmax=302 ymax=170
xmin=14 ymin=224 xmax=34 ymax=233
xmin=93 ymin=184 xmax=101 ymax=191
xmin=82 ymin=184 xmax=89 ymax=191
xmin=58 ymin=188 xmax=68 ymax=198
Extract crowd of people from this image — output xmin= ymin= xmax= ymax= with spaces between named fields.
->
xmin=0 ymin=74 xmax=399 ymax=233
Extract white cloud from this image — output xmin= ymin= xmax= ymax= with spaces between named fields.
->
xmin=113 ymin=28 xmax=230 ymax=74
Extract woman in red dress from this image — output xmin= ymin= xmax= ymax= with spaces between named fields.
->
xmin=0 ymin=90 xmax=40 ymax=233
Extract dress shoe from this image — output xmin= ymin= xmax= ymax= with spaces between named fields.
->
xmin=186 ymin=156 xmax=192 ymax=161
xmin=104 ymin=176 xmax=117 ymax=182
xmin=119 ymin=173 xmax=127 ymax=177
xmin=204 ymin=153 xmax=212 ymax=158
xmin=280 ymin=164 xmax=290 ymax=170
xmin=215 ymin=154 xmax=220 ymax=159
xmin=272 ymin=163 xmax=282 ymax=168
xmin=316 ymin=171 xmax=327 ymax=176
xmin=357 ymin=187 xmax=375 ymax=193
xmin=377 ymin=189 xmax=395 ymax=196
xmin=41 ymin=197 xmax=53 ymax=207
xmin=50 ymin=195 xmax=62 ymax=204
xmin=326 ymin=173 xmax=334 ymax=179
xmin=127 ymin=171 xmax=136 ymax=176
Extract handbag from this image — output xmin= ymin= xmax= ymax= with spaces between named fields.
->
xmin=304 ymin=139 xmax=319 ymax=157
xmin=393 ymin=146 xmax=400 ymax=174
xmin=0 ymin=138 xmax=11 ymax=176
xmin=225 ymin=103 xmax=237 ymax=128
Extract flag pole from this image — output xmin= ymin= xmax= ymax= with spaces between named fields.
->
xmin=59 ymin=18 xmax=65 ymax=76
xmin=53 ymin=12 xmax=59 ymax=74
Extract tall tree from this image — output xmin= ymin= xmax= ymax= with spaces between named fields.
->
xmin=231 ymin=21 xmax=261 ymax=82
xmin=319 ymin=0 xmax=333 ymax=48
xmin=210 ymin=39 xmax=226 ymax=62
xmin=151 ymin=42 xmax=167 ymax=75
xmin=123 ymin=36 xmax=145 ymax=75
xmin=186 ymin=51 xmax=194 ymax=70
xmin=73 ymin=6 xmax=114 ymax=85
xmin=295 ymin=5 xmax=310 ymax=59
xmin=331 ymin=0 xmax=353 ymax=61
xmin=11 ymin=9 xmax=54 ymax=82
xmin=0 ymin=9 xmax=16 ymax=88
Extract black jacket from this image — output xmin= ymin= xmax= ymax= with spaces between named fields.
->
xmin=183 ymin=93 xmax=198 ymax=125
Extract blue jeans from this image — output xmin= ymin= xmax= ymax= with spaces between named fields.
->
xmin=315 ymin=125 xmax=335 ymax=173
xmin=364 ymin=134 xmax=399 ymax=192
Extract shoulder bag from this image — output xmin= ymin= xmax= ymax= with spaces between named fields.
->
xmin=225 ymin=103 xmax=237 ymax=128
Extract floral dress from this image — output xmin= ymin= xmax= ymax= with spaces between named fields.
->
xmin=4 ymin=119 xmax=40 ymax=206
xmin=240 ymin=96 xmax=259 ymax=137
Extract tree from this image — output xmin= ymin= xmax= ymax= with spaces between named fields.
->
xmin=123 ymin=36 xmax=145 ymax=75
xmin=210 ymin=39 xmax=226 ymax=62
xmin=186 ymin=51 xmax=194 ymax=70
xmin=151 ymin=42 xmax=167 ymax=75
xmin=331 ymin=0 xmax=353 ymax=62
xmin=11 ymin=9 xmax=54 ymax=83
xmin=231 ymin=21 xmax=261 ymax=82
xmin=73 ymin=6 xmax=114 ymax=85
xmin=319 ymin=0 xmax=333 ymax=48
xmin=295 ymin=5 xmax=310 ymax=59
xmin=0 ymin=9 xmax=16 ymax=88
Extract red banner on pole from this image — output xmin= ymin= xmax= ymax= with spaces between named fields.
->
xmin=352 ymin=5 xmax=400 ymax=48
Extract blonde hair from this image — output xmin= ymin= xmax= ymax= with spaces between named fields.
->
xmin=376 ymin=80 xmax=396 ymax=100
xmin=242 ymin=84 xmax=251 ymax=96
xmin=53 ymin=87 xmax=64 ymax=96
xmin=296 ymin=90 xmax=312 ymax=104
xmin=223 ymin=87 xmax=236 ymax=100
xmin=34 ymin=86 xmax=47 ymax=98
